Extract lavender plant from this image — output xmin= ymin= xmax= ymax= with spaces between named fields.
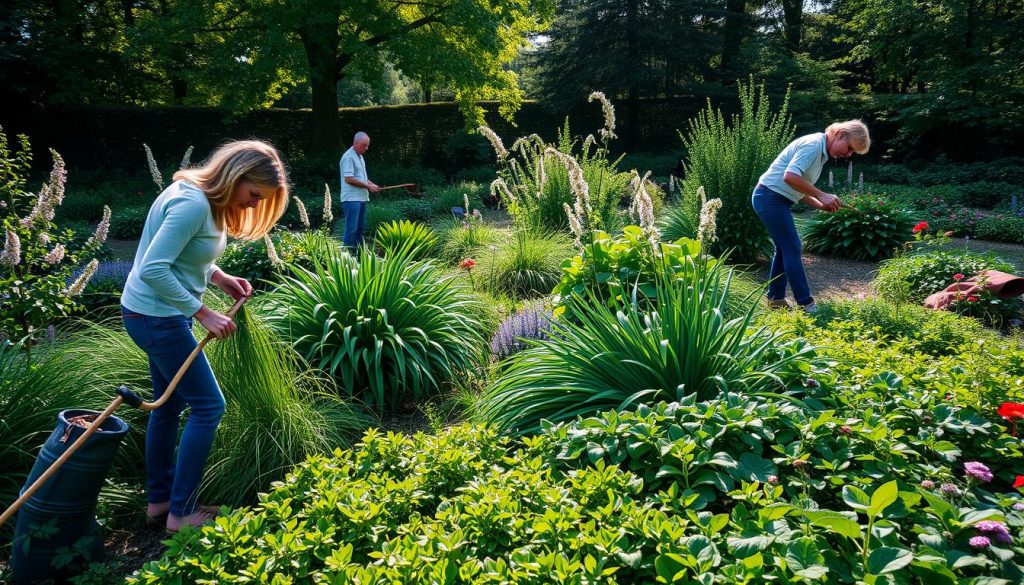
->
xmin=0 ymin=129 xmax=106 ymax=342
xmin=490 ymin=303 xmax=554 ymax=360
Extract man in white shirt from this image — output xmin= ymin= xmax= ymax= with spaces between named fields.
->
xmin=339 ymin=131 xmax=381 ymax=250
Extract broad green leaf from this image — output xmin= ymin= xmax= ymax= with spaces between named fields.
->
xmin=867 ymin=546 xmax=913 ymax=575
xmin=843 ymin=485 xmax=871 ymax=512
xmin=869 ymin=481 xmax=899 ymax=516
xmin=804 ymin=511 xmax=862 ymax=540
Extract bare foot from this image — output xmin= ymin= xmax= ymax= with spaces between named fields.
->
xmin=166 ymin=507 xmax=219 ymax=533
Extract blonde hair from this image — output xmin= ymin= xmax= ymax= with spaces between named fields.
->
xmin=826 ymin=120 xmax=871 ymax=155
xmin=173 ymin=140 xmax=289 ymax=240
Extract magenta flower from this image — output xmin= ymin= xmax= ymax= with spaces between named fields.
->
xmin=920 ymin=480 xmax=935 ymax=490
xmin=964 ymin=461 xmax=993 ymax=483
xmin=941 ymin=483 xmax=960 ymax=496
xmin=976 ymin=520 xmax=1013 ymax=544
xmin=969 ymin=535 xmax=991 ymax=549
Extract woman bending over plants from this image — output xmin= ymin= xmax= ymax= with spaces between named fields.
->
xmin=120 ymin=140 xmax=289 ymax=532
xmin=752 ymin=120 xmax=870 ymax=313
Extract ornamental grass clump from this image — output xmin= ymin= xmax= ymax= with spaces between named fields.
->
xmin=262 ymin=244 xmax=487 ymax=410
xmin=476 ymin=256 xmax=814 ymax=434
xmin=54 ymin=302 xmax=367 ymax=506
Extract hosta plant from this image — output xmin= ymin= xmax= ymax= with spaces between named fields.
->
xmin=262 ymin=245 xmax=487 ymax=410
xmin=875 ymin=246 xmax=1015 ymax=303
xmin=802 ymin=194 xmax=916 ymax=260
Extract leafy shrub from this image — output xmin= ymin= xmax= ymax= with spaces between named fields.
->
xmin=262 ymin=245 xmax=487 ymax=410
xmin=808 ymin=298 xmax=993 ymax=357
xmin=132 ymin=385 xmax=1024 ymax=584
xmin=357 ymin=200 xmax=405 ymax=237
xmin=108 ymin=205 xmax=149 ymax=239
xmin=375 ymin=220 xmax=438 ymax=259
xmin=477 ymin=257 xmax=813 ymax=434
xmin=453 ymin=165 xmax=497 ymax=186
xmin=427 ymin=183 xmax=487 ymax=216
xmin=677 ymin=79 xmax=795 ymax=262
xmin=217 ymin=229 xmax=341 ymax=290
xmin=397 ymin=197 xmax=435 ymax=223
xmin=367 ymin=164 xmax=445 ymax=193
xmin=56 ymin=189 xmax=114 ymax=222
xmin=875 ymin=247 xmax=1015 ymax=304
xmin=550 ymin=227 xmax=761 ymax=320
xmin=489 ymin=302 xmax=553 ymax=360
xmin=474 ymin=229 xmax=572 ymax=300
xmin=802 ymin=194 xmax=916 ymax=260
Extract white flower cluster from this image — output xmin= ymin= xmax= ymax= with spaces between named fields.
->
xmin=1 ymin=229 xmax=21 ymax=266
xmin=43 ymin=244 xmax=66 ymax=265
xmin=66 ymin=259 xmax=99 ymax=296
xmin=588 ymin=92 xmax=617 ymax=142
xmin=264 ymin=234 xmax=283 ymax=267
xmin=545 ymin=148 xmax=590 ymax=223
xmin=144 ymin=143 xmax=164 ymax=190
xmin=294 ymin=196 xmax=310 ymax=229
xmin=697 ymin=196 xmax=723 ymax=247
xmin=564 ymin=202 xmax=584 ymax=248
xmin=180 ymin=146 xmax=194 ymax=170
xmin=629 ymin=171 xmax=656 ymax=229
xmin=490 ymin=178 xmax=515 ymax=208
xmin=20 ymin=150 xmax=67 ymax=228
xmin=847 ymin=161 xmax=853 ymax=185
xmin=323 ymin=183 xmax=334 ymax=223
xmin=478 ymin=126 xmax=508 ymax=161
xmin=85 ymin=205 xmax=111 ymax=249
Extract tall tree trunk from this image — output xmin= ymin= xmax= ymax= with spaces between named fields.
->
xmin=625 ymin=0 xmax=640 ymax=150
xmin=721 ymin=0 xmax=746 ymax=75
xmin=422 ymin=83 xmax=432 ymax=103
xmin=781 ymin=0 xmax=802 ymax=52
xmin=301 ymin=14 xmax=342 ymax=159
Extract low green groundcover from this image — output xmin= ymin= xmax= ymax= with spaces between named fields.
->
xmin=130 ymin=382 xmax=1024 ymax=584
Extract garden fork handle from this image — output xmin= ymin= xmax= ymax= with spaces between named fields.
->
xmin=139 ymin=295 xmax=249 ymax=412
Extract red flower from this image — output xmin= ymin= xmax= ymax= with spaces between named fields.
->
xmin=998 ymin=403 xmax=1024 ymax=421
xmin=967 ymin=295 xmax=980 ymax=303
xmin=1014 ymin=475 xmax=1024 ymax=489
xmin=460 ymin=258 xmax=477 ymax=271
xmin=913 ymin=221 xmax=929 ymax=234
xmin=953 ymin=273 xmax=965 ymax=281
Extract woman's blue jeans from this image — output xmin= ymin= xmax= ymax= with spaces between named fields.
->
xmin=751 ymin=185 xmax=813 ymax=306
xmin=121 ymin=307 xmax=225 ymax=517
xmin=342 ymin=201 xmax=367 ymax=250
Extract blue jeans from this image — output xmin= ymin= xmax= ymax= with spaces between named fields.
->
xmin=342 ymin=201 xmax=367 ymax=250
xmin=751 ymin=185 xmax=813 ymax=306
xmin=121 ymin=307 xmax=225 ymax=517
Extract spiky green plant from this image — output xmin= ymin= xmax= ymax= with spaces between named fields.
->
xmin=53 ymin=303 xmax=367 ymax=507
xmin=475 ymin=258 xmax=815 ymax=434
xmin=262 ymin=245 xmax=488 ymax=411
xmin=678 ymin=78 xmax=795 ymax=262
xmin=475 ymin=228 xmax=572 ymax=299
xmin=434 ymin=217 xmax=501 ymax=264
xmin=375 ymin=220 xmax=438 ymax=260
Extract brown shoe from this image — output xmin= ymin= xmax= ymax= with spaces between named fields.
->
xmin=766 ymin=298 xmax=792 ymax=310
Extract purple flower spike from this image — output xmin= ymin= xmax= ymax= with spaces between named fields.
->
xmin=964 ymin=461 xmax=993 ymax=483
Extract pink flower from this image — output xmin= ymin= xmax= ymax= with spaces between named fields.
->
xmin=964 ymin=461 xmax=993 ymax=483
xmin=953 ymin=273 xmax=965 ymax=281
xmin=970 ymin=536 xmax=991 ymax=549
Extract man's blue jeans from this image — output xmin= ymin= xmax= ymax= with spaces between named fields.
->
xmin=342 ymin=201 xmax=367 ymax=250
xmin=121 ymin=308 xmax=225 ymax=517
xmin=751 ymin=185 xmax=813 ymax=306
